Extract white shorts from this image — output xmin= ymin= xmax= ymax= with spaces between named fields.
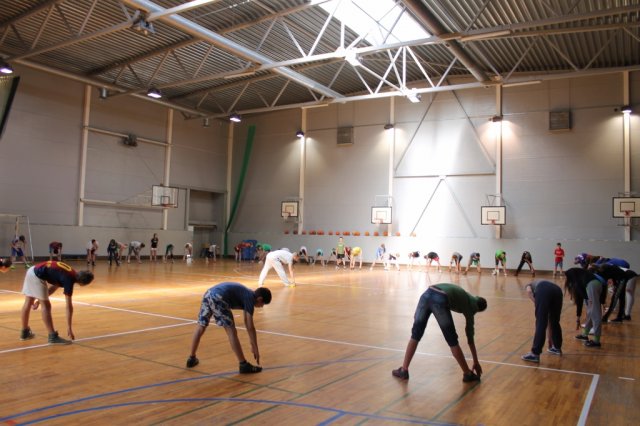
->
xmin=22 ymin=267 xmax=49 ymax=300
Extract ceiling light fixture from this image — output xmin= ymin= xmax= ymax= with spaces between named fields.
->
xmin=384 ymin=124 xmax=394 ymax=130
xmin=490 ymin=115 xmax=503 ymax=122
xmin=146 ymin=87 xmax=162 ymax=99
xmin=0 ymin=61 xmax=14 ymax=74
xmin=98 ymin=87 xmax=108 ymax=99
xmin=296 ymin=130 xmax=304 ymax=138
xmin=132 ymin=12 xmax=155 ymax=36
xmin=621 ymin=105 xmax=632 ymax=114
xmin=203 ymin=117 xmax=211 ymax=127
xmin=406 ymin=93 xmax=421 ymax=103
xmin=229 ymin=113 xmax=241 ymax=123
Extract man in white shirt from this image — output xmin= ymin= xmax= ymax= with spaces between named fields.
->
xmin=258 ymin=249 xmax=299 ymax=287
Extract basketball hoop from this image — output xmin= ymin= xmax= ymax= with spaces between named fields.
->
xmin=624 ymin=210 xmax=631 ymax=218
xmin=283 ymin=212 xmax=290 ymax=221
xmin=373 ymin=219 xmax=382 ymax=225
xmin=490 ymin=219 xmax=496 ymax=226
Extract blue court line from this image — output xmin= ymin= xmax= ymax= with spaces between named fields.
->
xmin=0 ymin=356 xmax=397 ymax=423
xmin=16 ymin=398 xmax=459 ymax=426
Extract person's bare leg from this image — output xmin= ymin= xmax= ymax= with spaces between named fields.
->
xmin=21 ymin=297 xmax=35 ymax=329
xmin=224 ymin=325 xmax=247 ymax=363
xmin=401 ymin=338 xmax=419 ymax=370
xmin=189 ymin=325 xmax=206 ymax=357
xmin=450 ymin=345 xmax=472 ymax=375
xmin=40 ymin=300 xmax=56 ymax=334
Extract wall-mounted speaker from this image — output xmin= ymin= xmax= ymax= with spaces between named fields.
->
xmin=549 ymin=110 xmax=571 ymax=132
xmin=337 ymin=127 xmax=353 ymax=146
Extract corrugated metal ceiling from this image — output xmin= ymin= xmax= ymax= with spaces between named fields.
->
xmin=0 ymin=0 xmax=638 ymax=120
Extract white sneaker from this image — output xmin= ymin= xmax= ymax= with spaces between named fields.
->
xmin=492 ymin=270 xmax=497 ymax=276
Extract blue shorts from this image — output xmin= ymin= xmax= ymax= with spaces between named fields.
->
xmin=197 ymin=289 xmax=234 ymax=328
xmin=11 ymin=248 xmax=24 ymax=257
xmin=411 ymin=287 xmax=459 ymax=347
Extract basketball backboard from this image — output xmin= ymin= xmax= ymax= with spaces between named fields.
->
xmin=481 ymin=206 xmax=506 ymax=225
xmin=152 ymin=185 xmax=178 ymax=207
xmin=371 ymin=206 xmax=392 ymax=224
xmin=612 ymin=197 xmax=640 ymax=218
xmin=281 ymin=201 xmax=299 ymax=218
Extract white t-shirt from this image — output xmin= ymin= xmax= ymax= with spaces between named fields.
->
xmin=267 ymin=249 xmax=294 ymax=265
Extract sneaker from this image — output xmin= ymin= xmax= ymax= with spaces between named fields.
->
xmin=491 ymin=270 xmax=497 ymax=276
xmin=186 ymin=355 xmax=199 ymax=368
xmin=20 ymin=328 xmax=35 ymax=341
xmin=239 ymin=361 xmax=262 ymax=374
xmin=574 ymin=334 xmax=589 ymax=341
xmin=521 ymin=352 xmax=540 ymax=363
xmin=392 ymin=367 xmax=409 ymax=380
xmin=462 ymin=372 xmax=481 ymax=382
xmin=624 ymin=315 xmax=631 ymax=321
xmin=584 ymin=340 xmax=601 ymax=348
xmin=48 ymin=331 xmax=72 ymax=345
xmin=547 ymin=347 xmax=562 ymax=356
xmin=608 ymin=318 xmax=623 ymax=323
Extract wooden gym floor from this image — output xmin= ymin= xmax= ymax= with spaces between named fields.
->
xmin=0 ymin=258 xmax=638 ymax=425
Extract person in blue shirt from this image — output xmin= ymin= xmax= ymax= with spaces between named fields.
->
xmin=369 ymin=243 xmax=386 ymax=270
xmin=186 ymin=282 xmax=272 ymax=374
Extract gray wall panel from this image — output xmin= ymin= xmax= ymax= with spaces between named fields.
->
xmin=0 ymin=66 xmax=222 ymax=255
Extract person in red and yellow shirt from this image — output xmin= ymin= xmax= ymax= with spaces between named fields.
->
xmin=20 ymin=261 xmax=94 ymax=345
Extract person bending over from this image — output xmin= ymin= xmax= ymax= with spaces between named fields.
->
xmin=186 ymin=282 xmax=271 ymax=374
xmin=392 ymin=283 xmax=487 ymax=382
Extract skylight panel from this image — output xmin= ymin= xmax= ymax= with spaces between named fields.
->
xmin=320 ymin=0 xmax=430 ymax=46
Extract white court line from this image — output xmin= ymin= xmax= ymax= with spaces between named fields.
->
xmin=578 ymin=374 xmax=599 ymax=426
xmin=258 ymin=328 xmax=600 ymax=425
xmin=1 ymin=290 xmax=194 ymax=322
xmin=1 ymin=285 xmax=598 ymax=422
xmin=0 ymin=323 xmax=192 ymax=355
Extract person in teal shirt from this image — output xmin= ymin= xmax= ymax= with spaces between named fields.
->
xmin=392 ymin=283 xmax=487 ymax=383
